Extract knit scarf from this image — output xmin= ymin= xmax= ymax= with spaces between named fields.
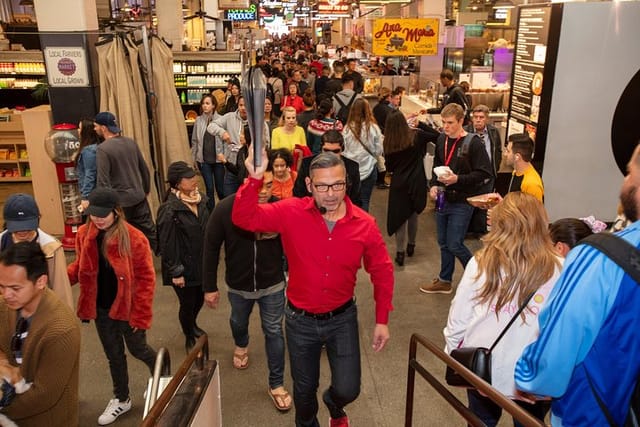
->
xmin=172 ymin=187 xmax=202 ymax=216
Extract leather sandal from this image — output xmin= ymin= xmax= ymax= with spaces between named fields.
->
xmin=232 ymin=349 xmax=249 ymax=370
xmin=268 ymin=387 xmax=292 ymax=412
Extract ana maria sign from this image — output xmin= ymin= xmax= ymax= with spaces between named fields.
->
xmin=225 ymin=3 xmax=258 ymax=21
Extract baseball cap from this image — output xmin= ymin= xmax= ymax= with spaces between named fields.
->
xmin=3 ymin=193 xmax=40 ymax=232
xmin=86 ymin=188 xmax=119 ymax=218
xmin=167 ymin=161 xmax=197 ymax=188
xmin=95 ymin=112 xmax=122 ymax=134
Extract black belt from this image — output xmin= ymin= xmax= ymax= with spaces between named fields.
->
xmin=287 ymin=298 xmax=354 ymax=320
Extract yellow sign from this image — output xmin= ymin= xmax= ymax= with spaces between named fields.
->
xmin=372 ymin=18 xmax=439 ymax=56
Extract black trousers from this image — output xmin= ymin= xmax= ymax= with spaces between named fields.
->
xmin=172 ymin=285 xmax=205 ymax=338
xmin=95 ymin=308 xmax=157 ymax=401
xmin=123 ymin=199 xmax=158 ymax=253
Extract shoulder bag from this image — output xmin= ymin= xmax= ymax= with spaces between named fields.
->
xmin=445 ymin=291 xmax=535 ymax=387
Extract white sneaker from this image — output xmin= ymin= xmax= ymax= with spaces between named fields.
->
xmin=98 ymin=397 xmax=131 ymax=425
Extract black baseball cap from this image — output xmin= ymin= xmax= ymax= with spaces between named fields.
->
xmin=86 ymin=188 xmax=119 ymax=218
xmin=167 ymin=161 xmax=197 ymax=188
xmin=95 ymin=112 xmax=122 ymax=134
xmin=4 ymin=193 xmax=40 ymax=232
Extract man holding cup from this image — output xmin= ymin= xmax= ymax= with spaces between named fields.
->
xmin=420 ymin=104 xmax=492 ymax=294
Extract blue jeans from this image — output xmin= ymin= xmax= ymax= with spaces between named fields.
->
xmin=285 ymin=303 xmax=361 ymax=427
xmin=467 ymin=389 xmax=550 ymax=427
xmin=228 ymin=290 xmax=285 ymax=389
xmin=435 ymin=201 xmax=474 ymax=282
xmin=198 ymin=162 xmax=226 ymax=210
xmin=359 ymin=169 xmax=377 ymax=212
xmin=223 ymin=170 xmax=240 ymax=198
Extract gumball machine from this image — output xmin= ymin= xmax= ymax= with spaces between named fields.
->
xmin=44 ymin=123 xmax=82 ymax=250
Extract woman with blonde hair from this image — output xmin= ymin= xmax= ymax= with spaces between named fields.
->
xmin=444 ymin=192 xmax=562 ymax=427
xmin=341 ymin=98 xmax=383 ymax=211
xmin=271 ymin=106 xmax=308 ymax=171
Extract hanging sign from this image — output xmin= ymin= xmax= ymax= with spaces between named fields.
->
xmin=225 ymin=3 xmax=258 ymax=21
xmin=44 ymin=47 xmax=90 ymax=87
xmin=317 ymin=0 xmax=350 ymax=15
xmin=372 ymin=18 xmax=439 ymax=56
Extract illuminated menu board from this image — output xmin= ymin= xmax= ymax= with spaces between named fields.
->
xmin=507 ymin=3 xmax=563 ymax=172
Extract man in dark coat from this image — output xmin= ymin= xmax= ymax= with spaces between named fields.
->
xmin=293 ymin=130 xmax=361 ymax=207
xmin=427 ymin=69 xmax=470 ymax=117
xmin=464 ymin=104 xmax=502 ymax=234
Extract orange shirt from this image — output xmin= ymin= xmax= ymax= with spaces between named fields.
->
xmin=272 ymin=171 xmax=297 ymax=200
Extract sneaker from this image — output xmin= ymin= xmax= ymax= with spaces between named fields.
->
xmin=98 ymin=398 xmax=131 ymax=425
xmin=419 ymin=278 xmax=452 ymax=294
xmin=330 ymin=415 xmax=350 ymax=427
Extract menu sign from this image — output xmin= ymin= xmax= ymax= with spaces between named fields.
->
xmin=506 ymin=3 xmax=563 ymax=173
xmin=508 ymin=5 xmax=553 ymax=142
xmin=372 ymin=18 xmax=439 ymax=57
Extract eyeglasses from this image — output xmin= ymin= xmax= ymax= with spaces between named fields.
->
xmin=312 ymin=182 xmax=346 ymax=192
xmin=11 ymin=316 xmax=28 ymax=356
xmin=322 ymin=148 xmax=342 ymax=154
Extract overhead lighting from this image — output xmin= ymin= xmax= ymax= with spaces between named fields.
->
xmin=493 ymin=0 xmax=515 ymax=9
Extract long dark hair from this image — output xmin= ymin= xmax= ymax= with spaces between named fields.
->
xmin=77 ymin=118 xmax=100 ymax=164
xmin=383 ymin=109 xmax=414 ymax=155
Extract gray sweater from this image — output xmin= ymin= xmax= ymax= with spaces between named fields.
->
xmin=96 ymin=135 xmax=150 ymax=207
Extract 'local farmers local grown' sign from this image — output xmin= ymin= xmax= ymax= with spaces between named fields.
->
xmin=372 ymin=18 xmax=439 ymax=56
xmin=44 ymin=47 xmax=90 ymax=87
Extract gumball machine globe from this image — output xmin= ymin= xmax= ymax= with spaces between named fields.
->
xmin=44 ymin=123 xmax=82 ymax=250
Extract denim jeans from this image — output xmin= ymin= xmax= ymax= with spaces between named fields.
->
xmin=94 ymin=307 xmax=157 ymax=401
xmin=435 ymin=201 xmax=474 ymax=282
xmin=172 ymin=285 xmax=204 ymax=338
xmin=285 ymin=303 xmax=361 ymax=427
xmin=223 ymin=170 xmax=241 ymax=198
xmin=467 ymin=389 xmax=550 ymax=427
xmin=198 ymin=162 xmax=226 ymax=209
xmin=227 ymin=290 xmax=285 ymax=389
xmin=359 ymin=169 xmax=377 ymax=212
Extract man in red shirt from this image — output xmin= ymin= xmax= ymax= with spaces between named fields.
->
xmin=232 ymin=150 xmax=394 ymax=427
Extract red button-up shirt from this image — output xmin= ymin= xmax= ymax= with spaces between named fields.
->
xmin=232 ymin=177 xmax=394 ymax=324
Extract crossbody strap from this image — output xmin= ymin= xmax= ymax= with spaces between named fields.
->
xmin=579 ymin=232 xmax=640 ymax=427
xmin=488 ymin=291 xmax=536 ymax=353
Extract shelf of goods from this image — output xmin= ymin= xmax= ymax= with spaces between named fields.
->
xmin=0 ymin=50 xmax=45 ymax=90
xmin=0 ymin=113 xmax=31 ymax=182
xmin=173 ymin=51 xmax=242 ymax=108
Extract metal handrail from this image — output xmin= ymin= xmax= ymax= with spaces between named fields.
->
xmin=141 ymin=334 xmax=210 ymax=427
xmin=405 ymin=333 xmax=545 ymax=427
xmin=147 ymin=347 xmax=172 ymax=411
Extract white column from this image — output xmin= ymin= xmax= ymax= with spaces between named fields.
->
xmin=33 ymin=0 xmax=98 ymax=31
xmin=157 ymin=0 xmax=184 ymax=51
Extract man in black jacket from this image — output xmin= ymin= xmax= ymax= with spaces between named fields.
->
xmin=464 ymin=104 xmax=502 ymax=234
xmin=427 ymin=69 xmax=470 ymax=119
xmin=202 ymin=171 xmax=292 ymax=412
xmin=419 ymin=104 xmax=492 ymax=295
xmin=293 ymin=130 xmax=361 ymax=206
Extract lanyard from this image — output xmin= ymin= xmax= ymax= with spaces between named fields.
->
xmin=444 ymin=135 xmax=462 ymax=166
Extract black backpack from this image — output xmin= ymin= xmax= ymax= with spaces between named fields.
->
xmin=580 ymin=233 xmax=640 ymax=427
xmin=335 ymin=92 xmax=357 ymax=124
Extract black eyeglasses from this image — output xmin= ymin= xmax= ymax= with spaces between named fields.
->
xmin=322 ymin=148 xmax=342 ymax=154
xmin=312 ymin=182 xmax=346 ymax=192
xmin=11 ymin=316 xmax=28 ymax=355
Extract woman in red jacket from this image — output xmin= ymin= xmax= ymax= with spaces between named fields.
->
xmin=281 ymin=82 xmax=304 ymax=114
xmin=68 ymin=187 xmax=157 ymax=426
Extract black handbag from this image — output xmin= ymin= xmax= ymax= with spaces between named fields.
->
xmin=445 ymin=292 xmax=535 ymax=387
